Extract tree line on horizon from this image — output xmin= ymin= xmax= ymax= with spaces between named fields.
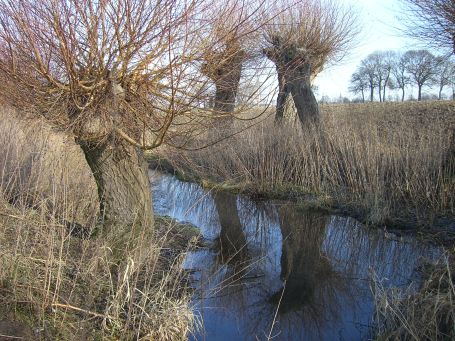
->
xmin=348 ymin=50 xmax=454 ymax=103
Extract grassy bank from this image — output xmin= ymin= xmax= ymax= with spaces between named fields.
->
xmin=0 ymin=111 xmax=199 ymax=340
xmin=154 ymin=101 xmax=455 ymax=232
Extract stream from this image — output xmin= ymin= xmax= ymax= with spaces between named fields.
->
xmin=150 ymin=170 xmax=442 ymax=341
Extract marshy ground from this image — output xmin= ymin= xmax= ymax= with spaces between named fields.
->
xmin=1 ymin=100 xmax=454 ymax=340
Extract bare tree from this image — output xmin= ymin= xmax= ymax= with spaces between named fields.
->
xmin=379 ymin=51 xmax=396 ymax=101
xmin=0 ymin=0 xmax=258 ymax=232
xmin=360 ymin=51 xmax=396 ymax=102
xmin=401 ymin=0 xmax=455 ymax=54
xmin=200 ymin=1 xmax=262 ymax=116
xmin=403 ymin=50 xmax=438 ymax=101
xmin=197 ymin=0 xmax=275 ymax=145
xmin=370 ymin=52 xmax=385 ymax=102
xmin=359 ymin=57 xmax=378 ymax=102
xmin=263 ymin=0 xmax=358 ymax=125
xmin=391 ymin=53 xmax=411 ymax=102
xmin=348 ymin=70 xmax=368 ymax=102
xmin=433 ymin=56 xmax=455 ymax=99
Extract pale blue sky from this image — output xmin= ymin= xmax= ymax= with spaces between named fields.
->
xmin=314 ymin=0 xmax=449 ymax=100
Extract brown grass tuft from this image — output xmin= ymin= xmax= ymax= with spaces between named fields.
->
xmin=0 ymin=109 xmax=198 ymax=340
xmin=372 ymin=253 xmax=455 ymax=340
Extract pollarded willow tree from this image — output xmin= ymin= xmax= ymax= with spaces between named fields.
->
xmin=200 ymin=1 xmax=254 ymax=115
xmin=263 ymin=0 xmax=359 ymax=125
xmin=199 ymin=0 xmax=273 ymax=141
xmin=0 ymin=0 xmax=252 ymax=232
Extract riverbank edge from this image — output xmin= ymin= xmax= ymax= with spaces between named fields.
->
xmin=148 ymin=154 xmax=455 ymax=340
xmin=147 ymin=154 xmax=455 ymax=246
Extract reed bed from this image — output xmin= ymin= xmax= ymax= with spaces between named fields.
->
xmin=158 ymin=101 xmax=455 ymax=226
xmin=156 ymin=100 xmax=455 ymax=340
xmin=372 ymin=253 xmax=455 ymax=340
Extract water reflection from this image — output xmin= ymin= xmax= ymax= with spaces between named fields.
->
xmin=274 ymin=208 xmax=330 ymax=309
xmin=150 ymin=170 xmax=442 ymax=341
xmin=213 ymin=191 xmax=248 ymax=265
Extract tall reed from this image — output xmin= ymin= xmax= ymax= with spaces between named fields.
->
xmin=158 ymin=101 xmax=455 ymax=225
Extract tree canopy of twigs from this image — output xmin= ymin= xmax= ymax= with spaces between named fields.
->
xmin=0 ymin=0 xmax=359 ymax=229
xmin=200 ymin=0 xmax=259 ymax=115
xmin=0 ymin=0 xmax=213 ymax=150
xmin=262 ymin=0 xmax=359 ymax=124
xmin=263 ymin=0 xmax=358 ymax=78
xmin=0 ymin=0 xmax=278 ymax=229
xmin=401 ymin=0 xmax=455 ymax=54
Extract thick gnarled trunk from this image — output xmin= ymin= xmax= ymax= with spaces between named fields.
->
xmin=80 ymin=138 xmax=153 ymax=232
xmin=214 ymin=84 xmax=238 ymax=114
xmin=287 ymin=63 xmax=320 ymax=126
xmin=291 ymin=78 xmax=319 ymax=125
xmin=211 ymin=65 xmax=242 ymax=135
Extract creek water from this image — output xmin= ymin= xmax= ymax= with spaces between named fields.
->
xmin=150 ymin=170 xmax=442 ymax=341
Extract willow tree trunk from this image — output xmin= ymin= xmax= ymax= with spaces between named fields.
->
xmin=80 ymin=138 xmax=153 ymax=232
xmin=287 ymin=63 xmax=320 ymax=126
xmin=214 ymin=84 xmax=238 ymax=114
xmin=210 ymin=65 xmax=242 ymax=137
xmin=275 ymin=69 xmax=289 ymax=122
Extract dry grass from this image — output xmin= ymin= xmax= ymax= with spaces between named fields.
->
xmin=0 ymin=108 xmax=99 ymax=229
xmin=372 ymin=253 xmax=455 ymax=340
xmin=157 ymin=100 xmax=455 ymax=227
xmin=0 ymin=110 xmax=198 ymax=340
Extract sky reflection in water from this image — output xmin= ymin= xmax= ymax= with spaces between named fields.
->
xmin=150 ymin=171 xmax=441 ymax=341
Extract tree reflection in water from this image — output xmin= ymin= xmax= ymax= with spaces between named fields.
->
xmin=210 ymin=191 xmax=252 ymax=292
xmin=150 ymin=171 xmax=442 ymax=341
xmin=268 ymin=206 xmax=356 ymax=339
xmin=207 ymin=197 xmax=356 ymax=340
xmin=213 ymin=191 xmax=248 ymax=265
